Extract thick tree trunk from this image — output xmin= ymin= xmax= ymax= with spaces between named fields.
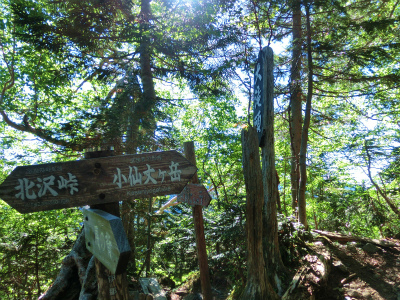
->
xmin=140 ymin=0 xmax=157 ymax=112
xmin=240 ymin=126 xmax=279 ymax=300
xmin=120 ymin=0 xmax=159 ymax=275
xmin=260 ymin=47 xmax=287 ymax=295
xmin=297 ymin=4 xmax=313 ymax=230
xmin=289 ymin=0 xmax=303 ymax=214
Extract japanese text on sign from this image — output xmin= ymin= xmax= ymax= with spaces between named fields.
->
xmin=254 ymin=61 xmax=263 ymax=133
xmin=14 ymin=173 xmax=79 ymax=200
xmin=113 ymin=161 xmax=182 ymax=188
xmin=94 ymin=225 xmax=113 ymax=259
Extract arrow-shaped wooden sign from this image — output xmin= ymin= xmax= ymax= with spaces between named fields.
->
xmin=0 ymin=151 xmax=197 ymax=213
xmin=177 ymin=183 xmax=212 ymax=207
xmin=83 ymin=208 xmax=131 ymax=274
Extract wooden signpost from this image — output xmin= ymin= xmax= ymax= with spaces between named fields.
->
xmin=183 ymin=142 xmax=212 ymax=300
xmin=0 ymin=150 xmax=197 ymax=213
xmin=0 ymin=148 xmax=205 ymax=299
xmin=83 ymin=208 xmax=131 ymax=275
xmin=177 ymin=183 xmax=211 ymax=207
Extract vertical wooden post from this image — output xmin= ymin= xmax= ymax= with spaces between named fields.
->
xmin=183 ymin=142 xmax=212 ymax=300
xmin=260 ymin=47 xmax=286 ymax=293
xmin=145 ymin=197 xmax=153 ymax=277
xmin=85 ymin=149 xmax=130 ymax=300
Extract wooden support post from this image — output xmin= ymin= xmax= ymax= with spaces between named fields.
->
xmin=85 ymin=149 xmax=130 ymax=300
xmin=183 ymin=142 xmax=212 ymax=300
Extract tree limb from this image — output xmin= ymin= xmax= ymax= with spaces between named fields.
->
xmin=364 ymin=141 xmax=400 ymax=219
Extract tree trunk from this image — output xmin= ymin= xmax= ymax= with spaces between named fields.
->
xmin=297 ymin=4 xmax=313 ymax=230
xmin=260 ymin=46 xmax=286 ymax=295
xmin=240 ymin=126 xmax=279 ymax=300
xmin=289 ymin=0 xmax=303 ymax=214
xmin=120 ymin=0 xmax=158 ymax=276
xmin=38 ymin=230 xmax=95 ymax=300
xmin=140 ymin=0 xmax=157 ymax=115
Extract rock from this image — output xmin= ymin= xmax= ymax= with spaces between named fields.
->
xmin=362 ymin=243 xmax=379 ymax=254
xmin=347 ymin=289 xmax=363 ymax=298
xmin=333 ymin=261 xmax=349 ymax=273
xmin=347 ymin=243 xmax=358 ymax=253
xmin=182 ymin=293 xmax=203 ymax=300
xmin=362 ymin=291 xmax=373 ymax=299
xmin=160 ymin=276 xmax=176 ymax=289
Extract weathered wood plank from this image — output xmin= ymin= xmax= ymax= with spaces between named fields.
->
xmin=176 ymin=183 xmax=211 ymax=207
xmin=0 ymin=150 xmax=197 ymax=213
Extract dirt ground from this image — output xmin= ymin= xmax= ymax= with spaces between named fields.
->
xmin=314 ymin=238 xmax=400 ymax=300
xmin=167 ymin=236 xmax=400 ymax=300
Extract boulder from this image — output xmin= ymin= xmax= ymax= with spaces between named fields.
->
xmin=362 ymin=243 xmax=379 ymax=254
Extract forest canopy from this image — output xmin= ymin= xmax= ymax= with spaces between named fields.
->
xmin=0 ymin=0 xmax=400 ymax=299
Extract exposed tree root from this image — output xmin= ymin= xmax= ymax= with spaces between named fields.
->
xmin=312 ymin=230 xmax=397 ymax=248
xmin=39 ymin=229 xmax=96 ymax=300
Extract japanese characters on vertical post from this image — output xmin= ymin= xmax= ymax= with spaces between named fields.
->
xmin=0 ymin=150 xmax=197 ymax=213
xmin=253 ymin=49 xmax=265 ymax=146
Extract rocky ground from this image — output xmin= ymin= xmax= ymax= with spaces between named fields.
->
xmin=314 ymin=238 xmax=400 ymax=300
xmin=175 ymin=235 xmax=399 ymax=300
xmin=136 ymin=232 xmax=400 ymax=300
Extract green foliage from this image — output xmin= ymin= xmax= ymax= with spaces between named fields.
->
xmin=0 ymin=202 xmax=81 ymax=299
xmin=205 ymin=199 xmax=247 ymax=283
xmin=1 ymin=0 xmax=400 ymax=297
xmin=152 ymin=204 xmax=198 ymax=283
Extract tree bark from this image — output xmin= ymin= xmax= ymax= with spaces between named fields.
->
xmin=139 ymin=0 xmax=157 ymax=119
xmin=297 ymin=4 xmax=313 ymax=230
xmin=289 ymin=0 xmax=303 ymax=214
xmin=120 ymin=0 xmax=159 ymax=275
xmin=260 ymin=46 xmax=286 ymax=295
xmin=38 ymin=230 xmax=95 ymax=300
xmin=240 ymin=126 xmax=279 ymax=300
